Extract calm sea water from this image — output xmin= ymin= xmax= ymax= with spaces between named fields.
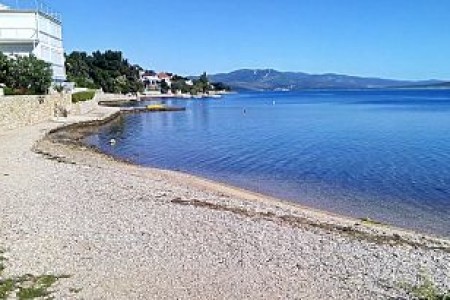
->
xmin=85 ymin=90 xmax=450 ymax=237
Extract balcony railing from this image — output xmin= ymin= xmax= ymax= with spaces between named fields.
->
xmin=0 ymin=0 xmax=61 ymax=23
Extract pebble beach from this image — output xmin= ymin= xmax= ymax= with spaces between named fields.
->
xmin=0 ymin=107 xmax=449 ymax=299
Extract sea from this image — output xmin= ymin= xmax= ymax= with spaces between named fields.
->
xmin=84 ymin=89 xmax=450 ymax=237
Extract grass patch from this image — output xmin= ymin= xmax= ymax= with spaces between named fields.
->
xmin=72 ymin=90 xmax=96 ymax=103
xmin=400 ymin=271 xmax=450 ymax=300
xmin=0 ymin=278 xmax=14 ymax=299
xmin=0 ymin=249 xmax=70 ymax=299
xmin=3 ymin=87 xmax=43 ymax=96
xmin=16 ymin=274 xmax=58 ymax=299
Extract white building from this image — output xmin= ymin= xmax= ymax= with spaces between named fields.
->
xmin=141 ymin=71 xmax=159 ymax=90
xmin=0 ymin=2 xmax=66 ymax=81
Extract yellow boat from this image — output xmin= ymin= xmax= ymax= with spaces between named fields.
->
xmin=146 ymin=104 xmax=166 ymax=110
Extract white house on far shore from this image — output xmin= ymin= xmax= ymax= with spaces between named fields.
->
xmin=141 ymin=71 xmax=175 ymax=93
xmin=141 ymin=70 xmax=159 ymax=90
xmin=0 ymin=2 xmax=66 ymax=82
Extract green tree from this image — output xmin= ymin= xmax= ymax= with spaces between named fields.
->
xmin=199 ymin=72 xmax=209 ymax=93
xmin=170 ymin=80 xmax=184 ymax=94
xmin=160 ymin=79 xmax=170 ymax=94
xmin=14 ymin=55 xmax=53 ymax=94
xmin=65 ymin=51 xmax=98 ymax=89
xmin=1 ymin=54 xmax=52 ymax=95
xmin=0 ymin=52 xmax=12 ymax=84
xmin=65 ymin=50 xmax=144 ymax=94
xmin=211 ymin=81 xmax=231 ymax=91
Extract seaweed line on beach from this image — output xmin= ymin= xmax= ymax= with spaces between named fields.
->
xmin=170 ymin=198 xmax=450 ymax=254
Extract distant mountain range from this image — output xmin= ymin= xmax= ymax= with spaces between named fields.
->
xmin=208 ymin=69 xmax=447 ymax=91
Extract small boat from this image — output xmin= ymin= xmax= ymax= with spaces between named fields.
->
xmin=120 ymin=105 xmax=186 ymax=113
xmin=147 ymin=104 xmax=165 ymax=110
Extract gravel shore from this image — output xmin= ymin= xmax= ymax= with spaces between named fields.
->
xmin=0 ymin=108 xmax=449 ymax=299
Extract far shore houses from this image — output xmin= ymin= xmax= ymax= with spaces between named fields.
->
xmin=141 ymin=71 xmax=193 ymax=93
xmin=141 ymin=71 xmax=171 ymax=91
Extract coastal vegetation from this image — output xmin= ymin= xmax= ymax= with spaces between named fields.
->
xmin=167 ymin=72 xmax=231 ymax=95
xmin=0 ymin=249 xmax=69 ymax=299
xmin=72 ymin=90 xmax=96 ymax=103
xmin=65 ymin=50 xmax=144 ymax=94
xmin=401 ymin=271 xmax=450 ymax=300
xmin=0 ymin=52 xmax=52 ymax=95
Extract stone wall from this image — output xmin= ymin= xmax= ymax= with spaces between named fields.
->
xmin=0 ymin=94 xmax=72 ymax=131
xmin=0 ymin=92 xmax=137 ymax=132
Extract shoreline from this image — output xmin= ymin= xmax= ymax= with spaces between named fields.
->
xmin=41 ymin=138 xmax=450 ymax=248
xmin=1 ymin=107 xmax=449 ymax=298
xmin=40 ymin=110 xmax=450 ymax=246
xmin=68 ymin=106 xmax=449 ymax=240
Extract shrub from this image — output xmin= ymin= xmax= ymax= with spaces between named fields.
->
xmin=402 ymin=272 xmax=450 ymax=300
xmin=3 ymin=87 xmax=18 ymax=95
xmin=0 ymin=248 xmax=70 ymax=299
xmin=3 ymin=87 xmax=33 ymax=96
xmin=54 ymin=84 xmax=64 ymax=93
xmin=72 ymin=90 xmax=96 ymax=103
xmin=0 ymin=53 xmax=52 ymax=95
xmin=65 ymin=50 xmax=143 ymax=94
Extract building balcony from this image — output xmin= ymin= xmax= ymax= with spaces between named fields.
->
xmin=0 ymin=28 xmax=37 ymax=43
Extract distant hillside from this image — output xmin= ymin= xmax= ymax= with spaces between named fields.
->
xmin=208 ymin=69 xmax=443 ymax=91
xmin=394 ymin=81 xmax=450 ymax=89
xmin=431 ymin=82 xmax=450 ymax=88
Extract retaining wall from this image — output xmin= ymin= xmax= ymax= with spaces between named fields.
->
xmin=0 ymin=92 xmax=135 ymax=132
xmin=0 ymin=94 xmax=71 ymax=131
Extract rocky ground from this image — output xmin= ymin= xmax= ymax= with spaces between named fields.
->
xmin=0 ymin=110 xmax=449 ymax=299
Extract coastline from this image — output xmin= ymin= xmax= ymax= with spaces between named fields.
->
xmin=40 ymin=134 xmax=450 ymax=247
xmin=1 ymin=107 xmax=449 ymax=299
xmin=40 ymin=114 xmax=450 ymax=246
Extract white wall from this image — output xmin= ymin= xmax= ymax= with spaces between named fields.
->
xmin=0 ymin=11 xmax=36 ymax=28
xmin=36 ymin=13 xmax=65 ymax=81
xmin=0 ymin=12 xmax=37 ymax=40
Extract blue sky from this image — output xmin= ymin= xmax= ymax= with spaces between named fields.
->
xmin=47 ymin=0 xmax=450 ymax=80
